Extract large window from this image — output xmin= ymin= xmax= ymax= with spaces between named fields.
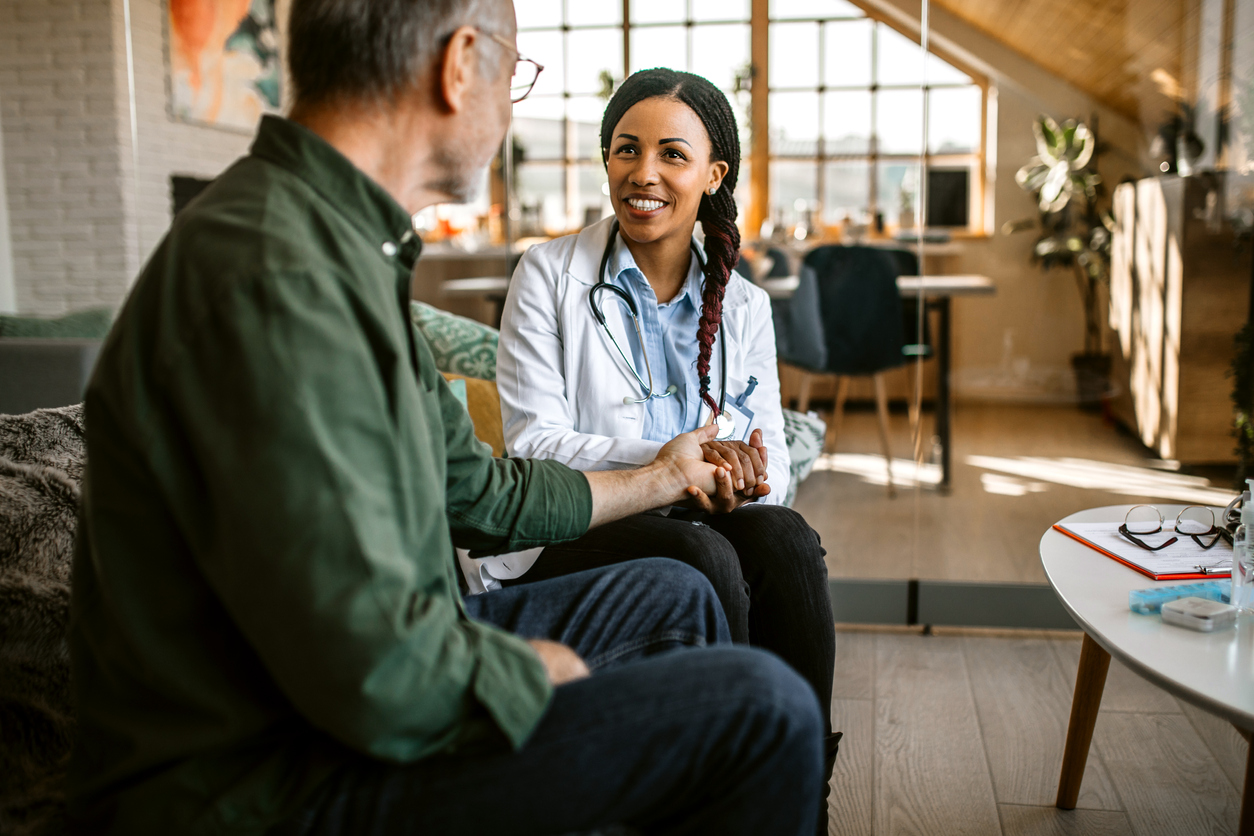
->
xmin=768 ymin=0 xmax=984 ymax=233
xmin=507 ymin=0 xmax=984 ymax=236
xmin=512 ymin=0 xmax=751 ymax=233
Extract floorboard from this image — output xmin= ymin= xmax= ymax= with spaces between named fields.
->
xmin=963 ymin=637 xmax=1121 ymax=810
xmin=828 ymin=698 xmax=874 ymax=836
xmin=873 ymin=634 xmax=1001 ymax=836
xmin=833 ymin=629 xmax=876 ymax=701
xmin=1049 ymin=641 xmax=1180 ymax=715
xmin=996 ymin=804 xmax=1134 ymax=836
xmin=1091 ymin=711 xmax=1242 ymax=836
xmin=821 ymin=630 xmax=1247 ymax=836
xmin=1177 ymin=700 xmax=1250 ymax=795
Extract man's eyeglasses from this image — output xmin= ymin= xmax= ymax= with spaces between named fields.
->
xmin=1119 ymin=504 xmax=1231 ymax=551
xmin=484 ymin=31 xmax=544 ymax=103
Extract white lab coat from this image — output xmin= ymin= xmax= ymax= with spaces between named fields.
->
xmin=501 ymin=215 xmax=790 ymax=486
xmin=459 ymin=217 xmax=791 ymax=593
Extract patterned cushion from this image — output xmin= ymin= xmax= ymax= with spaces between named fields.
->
xmin=410 ymin=301 xmax=498 ymax=381
xmin=782 ymin=409 xmax=826 ymax=507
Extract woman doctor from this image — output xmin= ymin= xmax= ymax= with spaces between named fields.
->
xmin=496 ymin=69 xmax=838 ymax=817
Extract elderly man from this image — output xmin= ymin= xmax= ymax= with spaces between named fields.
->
xmin=66 ymin=1 xmax=822 ymax=835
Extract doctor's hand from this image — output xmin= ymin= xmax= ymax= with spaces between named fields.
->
xmin=700 ymin=428 xmax=771 ymax=499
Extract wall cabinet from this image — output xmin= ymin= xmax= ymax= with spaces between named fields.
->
xmin=1108 ymin=175 xmax=1250 ymax=463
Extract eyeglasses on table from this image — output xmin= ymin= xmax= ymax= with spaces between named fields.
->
xmin=1118 ymin=504 xmax=1232 ymax=552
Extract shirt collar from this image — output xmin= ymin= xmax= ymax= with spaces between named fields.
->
xmin=610 ymin=233 xmax=704 ymax=308
xmin=248 ymin=115 xmax=422 ymax=270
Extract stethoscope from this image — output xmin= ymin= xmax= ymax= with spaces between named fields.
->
xmin=588 ymin=220 xmax=733 ymax=439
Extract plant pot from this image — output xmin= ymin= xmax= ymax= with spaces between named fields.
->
xmin=1071 ymin=352 xmax=1111 ymax=411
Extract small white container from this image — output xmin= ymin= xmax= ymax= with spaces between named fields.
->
xmin=1161 ymin=597 xmax=1237 ymax=632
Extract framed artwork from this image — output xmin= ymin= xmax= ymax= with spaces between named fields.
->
xmin=167 ymin=0 xmax=281 ymax=131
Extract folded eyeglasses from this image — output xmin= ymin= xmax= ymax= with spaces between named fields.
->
xmin=1118 ymin=504 xmax=1232 ymax=551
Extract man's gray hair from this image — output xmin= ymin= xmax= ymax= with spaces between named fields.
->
xmin=288 ymin=0 xmax=503 ymax=107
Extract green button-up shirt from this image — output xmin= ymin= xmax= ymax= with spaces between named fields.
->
xmin=68 ymin=115 xmax=592 ymax=835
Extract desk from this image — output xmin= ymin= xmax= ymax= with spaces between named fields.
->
xmin=761 ymin=274 xmax=995 ymax=490
xmin=1040 ymin=506 xmax=1253 ymax=833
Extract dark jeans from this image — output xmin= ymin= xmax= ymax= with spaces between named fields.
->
xmin=270 ymin=559 xmax=823 ymax=836
xmin=512 ymin=505 xmax=837 ymax=737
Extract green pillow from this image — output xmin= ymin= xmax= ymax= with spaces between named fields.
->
xmin=782 ymin=408 xmax=826 ymax=507
xmin=409 ymin=301 xmax=499 ymax=381
xmin=0 ymin=308 xmax=114 ymax=339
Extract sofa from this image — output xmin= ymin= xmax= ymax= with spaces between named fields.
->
xmin=0 ymin=309 xmax=113 ymax=416
xmin=0 ymin=302 xmax=825 ymax=834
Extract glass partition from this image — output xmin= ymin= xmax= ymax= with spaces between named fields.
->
xmin=1 ymin=0 xmax=1249 ymax=629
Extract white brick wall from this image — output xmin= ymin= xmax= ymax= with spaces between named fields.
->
xmin=0 ymin=0 xmax=131 ymax=316
xmin=0 ymin=0 xmax=286 ymax=315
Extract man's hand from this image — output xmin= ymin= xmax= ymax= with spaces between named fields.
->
xmin=700 ymin=428 xmax=771 ymax=499
xmin=652 ymin=422 xmax=721 ymax=499
xmin=526 ymin=639 xmax=590 ymax=685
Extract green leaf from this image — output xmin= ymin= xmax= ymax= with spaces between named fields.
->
xmin=1034 ymin=116 xmax=1062 ymax=165
xmin=1073 ymin=122 xmax=1095 ymax=168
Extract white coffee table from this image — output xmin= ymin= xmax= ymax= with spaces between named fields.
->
xmin=1041 ymin=505 xmax=1254 ymax=833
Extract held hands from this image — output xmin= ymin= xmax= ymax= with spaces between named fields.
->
xmin=651 ymin=425 xmax=770 ymax=515
xmin=691 ymin=428 xmax=771 ymax=514
xmin=701 ymin=428 xmax=770 ymax=499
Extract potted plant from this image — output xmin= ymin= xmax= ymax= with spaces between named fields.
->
xmin=1004 ymin=114 xmax=1113 ymax=408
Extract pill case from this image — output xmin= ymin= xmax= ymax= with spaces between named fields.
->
xmin=1160 ymin=597 xmax=1237 ymax=632
xmin=1128 ymin=580 xmax=1230 ymax=614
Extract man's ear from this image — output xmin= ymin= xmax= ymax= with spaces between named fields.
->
xmin=438 ymin=25 xmax=480 ymax=114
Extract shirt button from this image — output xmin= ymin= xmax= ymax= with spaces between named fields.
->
xmin=382 ymin=241 xmax=398 ymax=257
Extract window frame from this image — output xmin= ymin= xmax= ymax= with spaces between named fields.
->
xmin=506 ymin=0 xmax=988 ymax=237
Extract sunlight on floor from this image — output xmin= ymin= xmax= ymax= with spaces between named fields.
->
xmin=980 ymin=472 xmax=1049 ymax=496
xmin=810 ymin=453 xmax=941 ymax=487
xmin=967 ymin=455 xmax=1237 ymax=504
xmin=807 ymin=450 xmax=1236 ymax=506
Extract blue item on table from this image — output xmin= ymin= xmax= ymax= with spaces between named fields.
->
xmin=1128 ymin=580 xmax=1231 ymax=615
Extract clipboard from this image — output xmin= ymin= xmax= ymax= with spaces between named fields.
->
xmin=1053 ymin=522 xmax=1232 ymax=581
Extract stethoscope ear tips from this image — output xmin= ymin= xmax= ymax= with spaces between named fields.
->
xmin=665 ymin=384 xmax=678 ymax=395
xmin=622 ymin=397 xmax=635 ymax=405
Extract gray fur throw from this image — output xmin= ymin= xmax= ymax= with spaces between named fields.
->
xmin=1 ymin=404 xmax=84 ymax=836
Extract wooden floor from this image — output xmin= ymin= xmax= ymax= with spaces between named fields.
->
xmin=825 ymin=627 xmax=1250 ymax=836
xmin=792 ymin=403 xmax=1239 ymax=584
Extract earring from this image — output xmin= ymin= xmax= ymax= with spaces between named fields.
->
xmin=708 ymin=186 xmax=718 ymax=195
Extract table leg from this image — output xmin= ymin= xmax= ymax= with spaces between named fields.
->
xmin=934 ymin=297 xmax=952 ymax=492
xmin=1056 ymin=632 xmax=1112 ymax=809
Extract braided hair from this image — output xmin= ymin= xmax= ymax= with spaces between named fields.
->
xmin=600 ymin=68 xmax=741 ymax=418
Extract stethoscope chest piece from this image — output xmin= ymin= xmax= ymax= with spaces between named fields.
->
xmin=714 ymin=410 xmax=736 ymax=441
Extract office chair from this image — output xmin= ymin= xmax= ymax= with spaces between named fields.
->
xmin=775 ymin=245 xmax=908 ymax=496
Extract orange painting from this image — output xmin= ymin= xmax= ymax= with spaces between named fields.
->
xmin=168 ymin=0 xmax=280 ymax=131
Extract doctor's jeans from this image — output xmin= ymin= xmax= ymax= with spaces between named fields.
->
xmin=268 ymin=558 xmax=824 ymax=836
xmin=510 ymin=504 xmax=837 ymax=738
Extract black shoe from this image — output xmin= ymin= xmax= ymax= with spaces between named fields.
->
xmin=817 ymin=732 xmax=843 ymax=835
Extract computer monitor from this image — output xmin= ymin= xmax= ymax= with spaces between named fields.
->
xmin=926 ymin=169 xmax=970 ymax=228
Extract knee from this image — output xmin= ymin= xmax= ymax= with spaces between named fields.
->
xmin=618 ymin=558 xmax=731 ymax=644
xmin=669 ymin=523 xmax=743 ymax=584
xmin=701 ymin=647 xmax=824 ymax=767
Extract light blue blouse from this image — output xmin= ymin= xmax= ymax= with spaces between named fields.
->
xmin=607 ymin=234 xmax=706 ymax=444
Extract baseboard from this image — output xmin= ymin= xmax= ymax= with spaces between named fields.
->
xmin=829 ymin=578 xmax=1077 ymax=630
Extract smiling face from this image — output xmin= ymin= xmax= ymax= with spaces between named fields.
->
xmin=606 ymin=97 xmax=729 ymax=248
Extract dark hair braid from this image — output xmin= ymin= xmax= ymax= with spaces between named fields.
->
xmin=600 ymin=68 xmax=742 ymax=417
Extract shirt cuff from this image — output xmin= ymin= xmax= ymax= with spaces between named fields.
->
xmin=468 ymin=624 xmax=554 ymax=749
